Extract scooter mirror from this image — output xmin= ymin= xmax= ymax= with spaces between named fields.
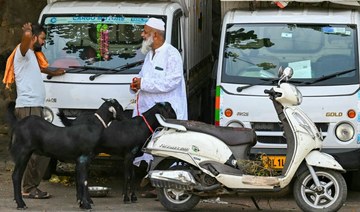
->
xmin=283 ymin=67 xmax=293 ymax=78
xmin=278 ymin=66 xmax=293 ymax=83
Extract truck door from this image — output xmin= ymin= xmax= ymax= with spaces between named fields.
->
xmin=171 ymin=9 xmax=185 ymax=69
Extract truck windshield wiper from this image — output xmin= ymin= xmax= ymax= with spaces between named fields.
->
xmin=67 ymin=65 xmax=112 ymax=72
xmin=236 ymin=78 xmax=304 ymax=93
xmin=46 ymin=65 xmax=106 ymax=79
xmin=89 ymin=60 xmax=144 ymax=81
xmin=303 ymin=68 xmax=356 ymax=85
xmin=236 ymin=78 xmax=277 ymax=93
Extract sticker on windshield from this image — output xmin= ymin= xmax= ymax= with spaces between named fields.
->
xmin=288 ymin=60 xmax=312 ymax=78
xmin=281 ymin=32 xmax=292 ymax=38
xmin=322 ymin=27 xmax=350 ymax=35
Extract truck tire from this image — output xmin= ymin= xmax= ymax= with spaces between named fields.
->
xmin=293 ymin=168 xmax=347 ymax=212
xmin=157 ymin=187 xmax=200 ymax=212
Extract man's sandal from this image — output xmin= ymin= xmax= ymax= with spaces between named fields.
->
xmin=22 ymin=188 xmax=51 ymax=199
xmin=140 ymin=189 xmax=157 ymax=198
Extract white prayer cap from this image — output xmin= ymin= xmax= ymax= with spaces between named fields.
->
xmin=145 ymin=18 xmax=165 ymax=31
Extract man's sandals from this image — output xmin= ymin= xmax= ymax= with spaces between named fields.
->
xmin=22 ymin=188 xmax=51 ymax=199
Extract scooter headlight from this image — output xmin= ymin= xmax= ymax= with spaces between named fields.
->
xmin=335 ymin=122 xmax=354 ymax=142
xmin=43 ymin=107 xmax=54 ymax=123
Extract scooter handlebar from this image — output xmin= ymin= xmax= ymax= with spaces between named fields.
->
xmin=264 ymin=88 xmax=276 ymax=98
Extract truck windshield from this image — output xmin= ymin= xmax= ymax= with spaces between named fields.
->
xmin=222 ymin=24 xmax=358 ymax=86
xmin=42 ymin=15 xmax=148 ymax=74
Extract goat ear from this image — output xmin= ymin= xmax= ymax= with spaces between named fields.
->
xmin=108 ymin=106 xmax=117 ymax=118
xmin=102 ymin=98 xmax=108 ymax=102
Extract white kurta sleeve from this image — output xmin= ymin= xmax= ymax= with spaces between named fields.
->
xmin=141 ymin=52 xmax=183 ymax=93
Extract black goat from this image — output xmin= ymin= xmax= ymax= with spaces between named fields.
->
xmin=59 ymin=102 xmax=176 ymax=203
xmin=7 ymin=98 xmax=124 ymax=210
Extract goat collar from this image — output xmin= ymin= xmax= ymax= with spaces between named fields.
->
xmin=142 ymin=115 xmax=154 ymax=133
xmin=94 ymin=113 xmax=111 ymax=128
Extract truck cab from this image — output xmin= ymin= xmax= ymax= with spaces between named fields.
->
xmin=216 ymin=1 xmax=360 ymax=172
xmin=40 ymin=0 xmax=212 ymax=125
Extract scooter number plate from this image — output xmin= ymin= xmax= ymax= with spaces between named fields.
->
xmin=263 ymin=155 xmax=286 ymax=169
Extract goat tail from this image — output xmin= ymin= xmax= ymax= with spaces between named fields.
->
xmin=57 ymin=109 xmax=74 ymax=126
xmin=6 ymin=101 xmax=17 ymax=153
xmin=6 ymin=101 xmax=17 ymax=129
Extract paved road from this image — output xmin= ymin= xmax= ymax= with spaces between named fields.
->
xmin=1 ymin=133 xmax=360 ymax=212
xmin=1 ymin=162 xmax=360 ymax=212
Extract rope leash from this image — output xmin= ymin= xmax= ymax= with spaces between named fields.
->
xmin=136 ymin=91 xmax=154 ymax=133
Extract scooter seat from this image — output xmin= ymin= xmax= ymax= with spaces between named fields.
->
xmin=166 ymin=119 xmax=257 ymax=146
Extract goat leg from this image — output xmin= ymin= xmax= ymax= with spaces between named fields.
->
xmin=12 ymin=163 xmax=28 ymax=209
xmin=129 ymin=162 xmax=137 ymax=203
xmin=76 ymin=156 xmax=92 ymax=210
xmin=122 ymin=153 xmax=134 ymax=203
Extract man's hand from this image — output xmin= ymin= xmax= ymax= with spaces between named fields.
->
xmin=20 ymin=22 xmax=33 ymax=56
xmin=53 ymin=68 xmax=66 ymax=76
xmin=41 ymin=68 xmax=66 ymax=77
xmin=130 ymin=77 xmax=141 ymax=92
xmin=22 ymin=22 xmax=32 ymax=34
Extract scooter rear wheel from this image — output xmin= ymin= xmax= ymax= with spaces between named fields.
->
xmin=293 ymin=168 xmax=347 ymax=212
xmin=157 ymin=187 xmax=200 ymax=212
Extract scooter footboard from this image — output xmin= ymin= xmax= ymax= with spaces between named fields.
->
xmin=305 ymin=151 xmax=345 ymax=172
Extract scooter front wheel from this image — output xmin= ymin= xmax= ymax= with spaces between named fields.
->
xmin=157 ymin=187 xmax=200 ymax=212
xmin=293 ymin=168 xmax=347 ymax=212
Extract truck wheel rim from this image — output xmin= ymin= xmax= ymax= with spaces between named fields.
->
xmin=300 ymin=171 xmax=340 ymax=209
xmin=164 ymin=188 xmax=192 ymax=204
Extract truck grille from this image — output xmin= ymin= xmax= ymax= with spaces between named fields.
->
xmin=251 ymin=122 xmax=328 ymax=144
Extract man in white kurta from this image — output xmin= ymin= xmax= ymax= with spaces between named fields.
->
xmin=131 ymin=18 xmax=188 ymax=120
xmin=131 ymin=18 xmax=188 ymax=168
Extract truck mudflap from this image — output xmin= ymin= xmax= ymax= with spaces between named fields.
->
xmin=305 ymin=151 xmax=345 ymax=172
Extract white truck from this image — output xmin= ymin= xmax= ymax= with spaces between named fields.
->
xmin=215 ymin=0 xmax=360 ymax=181
xmin=40 ymin=0 xmax=212 ymax=125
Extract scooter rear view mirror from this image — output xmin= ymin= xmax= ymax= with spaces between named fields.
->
xmin=278 ymin=66 xmax=293 ymax=85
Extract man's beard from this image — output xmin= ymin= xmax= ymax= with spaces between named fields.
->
xmin=140 ymin=35 xmax=154 ymax=54
xmin=33 ymin=42 xmax=42 ymax=52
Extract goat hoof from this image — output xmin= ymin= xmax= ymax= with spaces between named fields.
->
xmin=16 ymin=205 xmax=28 ymax=210
xmin=88 ymin=198 xmax=94 ymax=205
xmin=131 ymin=195 xmax=137 ymax=203
xmin=123 ymin=196 xmax=131 ymax=204
xmin=79 ymin=202 xmax=92 ymax=210
xmin=79 ymin=205 xmax=92 ymax=210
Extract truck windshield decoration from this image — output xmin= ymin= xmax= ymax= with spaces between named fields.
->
xmin=42 ymin=15 xmax=149 ymax=73
xmin=222 ymin=24 xmax=358 ymax=86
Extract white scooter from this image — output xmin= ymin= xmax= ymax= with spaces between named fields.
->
xmin=143 ymin=67 xmax=347 ymax=212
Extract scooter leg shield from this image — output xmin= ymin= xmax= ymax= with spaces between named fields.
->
xmin=305 ymin=151 xmax=345 ymax=172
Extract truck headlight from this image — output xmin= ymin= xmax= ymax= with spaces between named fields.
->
xmin=43 ymin=107 xmax=54 ymax=123
xmin=335 ymin=122 xmax=354 ymax=142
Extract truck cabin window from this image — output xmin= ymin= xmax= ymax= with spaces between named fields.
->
xmin=222 ymin=24 xmax=358 ymax=86
xmin=42 ymin=16 xmax=152 ymax=74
